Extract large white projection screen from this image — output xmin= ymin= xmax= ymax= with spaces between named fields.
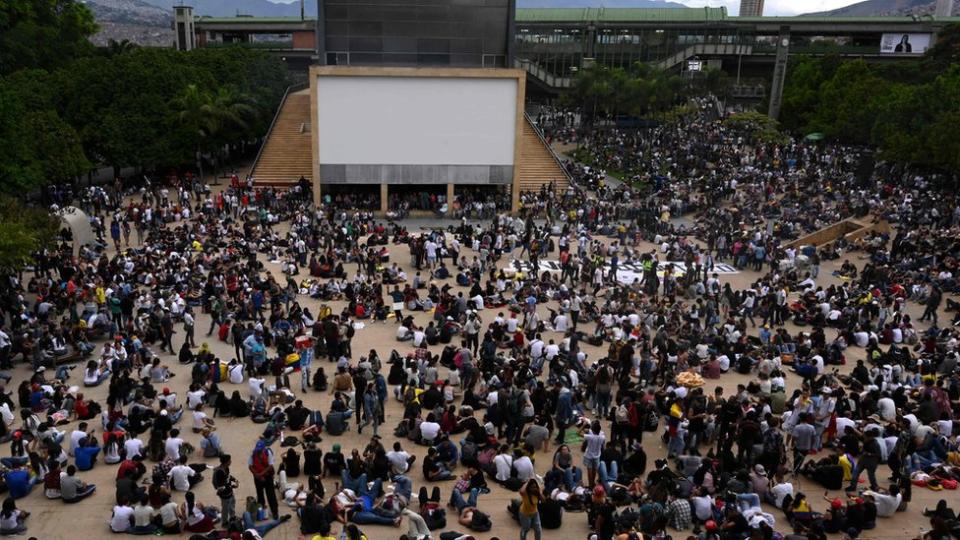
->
xmin=316 ymin=75 xmax=518 ymax=166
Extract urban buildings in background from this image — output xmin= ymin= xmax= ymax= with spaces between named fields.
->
xmin=739 ymin=0 xmax=765 ymax=17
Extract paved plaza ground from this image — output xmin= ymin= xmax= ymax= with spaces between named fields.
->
xmin=7 ymin=184 xmax=950 ymax=540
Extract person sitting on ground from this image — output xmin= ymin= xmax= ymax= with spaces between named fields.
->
xmin=60 ymin=464 xmax=96 ymax=503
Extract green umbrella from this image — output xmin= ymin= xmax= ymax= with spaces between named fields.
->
xmin=804 ymin=132 xmax=825 ymax=141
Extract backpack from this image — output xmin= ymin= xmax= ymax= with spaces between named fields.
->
xmin=644 ymin=407 xmax=660 ymax=432
xmin=284 ymin=448 xmax=301 ymax=477
xmin=423 ymin=506 xmax=447 ymax=530
xmin=468 ymin=509 xmax=492 ymax=532
xmin=540 ymin=498 xmax=563 ymax=529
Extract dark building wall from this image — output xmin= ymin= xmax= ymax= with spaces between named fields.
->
xmin=321 ymin=0 xmax=514 ymax=67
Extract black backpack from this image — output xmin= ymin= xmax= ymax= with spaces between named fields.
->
xmin=540 ymin=499 xmax=563 ymax=529
xmin=284 ymin=448 xmax=301 ymax=477
xmin=423 ymin=506 xmax=447 ymax=530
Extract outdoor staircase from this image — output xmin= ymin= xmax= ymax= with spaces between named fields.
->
xmin=516 ymin=115 xmax=570 ymax=194
xmin=251 ymin=88 xmax=312 ymax=188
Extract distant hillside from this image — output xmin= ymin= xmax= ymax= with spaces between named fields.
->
xmin=805 ymin=0 xmax=958 ymax=16
xmin=517 ymin=0 xmax=688 ymax=7
xmin=140 ymin=0 xmax=318 ymax=18
xmin=87 ymin=0 xmax=699 ymax=46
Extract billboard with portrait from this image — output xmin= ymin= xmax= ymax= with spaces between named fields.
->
xmin=880 ymin=33 xmax=931 ymax=54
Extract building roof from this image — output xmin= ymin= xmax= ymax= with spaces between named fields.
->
xmin=515 ymin=7 xmax=728 ymax=23
xmin=737 ymin=15 xmax=960 ymax=22
xmin=196 ymin=16 xmax=317 ymax=24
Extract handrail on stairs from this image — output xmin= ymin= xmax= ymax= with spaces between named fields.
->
xmin=523 ymin=112 xmax=573 ymax=187
xmin=251 ymin=81 xmax=309 ymax=178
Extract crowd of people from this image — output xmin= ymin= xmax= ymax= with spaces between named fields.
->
xmin=0 ymin=98 xmax=958 ymax=540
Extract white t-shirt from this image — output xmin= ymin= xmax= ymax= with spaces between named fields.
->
xmin=169 ymin=464 xmax=195 ymax=491
xmin=192 ymin=410 xmax=208 ymax=431
xmin=124 ymin=438 xmax=144 ymax=458
xmin=877 ymin=397 xmax=896 ymax=421
xmin=229 ymin=364 xmax=244 ymax=384
xmin=513 ymin=455 xmax=535 ymax=481
xmin=187 ymin=390 xmax=205 ymax=409
xmin=111 ymin=505 xmax=134 ymax=532
xmin=691 ymin=495 xmax=714 ymax=520
xmin=165 ymin=437 xmax=184 ymax=461
xmin=494 ymin=454 xmax=513 ymax=482
xmin=420 ymin=421 xmax=441 ymax=441
xmin=771 ymin=482 xmax=794 ymax=508
xmin=160 ymin=393 xmax=178 ymax=411
xmin=0 ymin=509 xmax=22 ymax=531
xmin=583 ymin=432 xmax=605 ymax=459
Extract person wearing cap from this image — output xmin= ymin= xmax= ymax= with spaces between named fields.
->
xmin=248 ymin=440 xmax=279 ymax=520
xmin=822 ymin=494 xmax=849 ymax=533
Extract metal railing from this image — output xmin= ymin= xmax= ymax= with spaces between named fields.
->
xmin=515 ymin=58 xmax=573 ymax=89
xmin=656 ymin=43 xmax=753 ymax=70
xmin=523 ymin=113 xmax=574 ymax=186
xmin=250 ymin=81 xmax=309 ymax=178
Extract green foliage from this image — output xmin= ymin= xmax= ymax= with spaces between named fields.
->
xmin=723 ymin=111 xmax=789 ymax=146
xmin=0 ymin=81 xmax=88 ymax=192
xmin=0 ymin=196 xmax=59 ymax=271
xmin=561 ymin=62 xmax=693 ymax=124
xmin=780 ymin=25 xmax=960 ymax=173
xmin=0 ymin=0 xmax=97 ymax=76
xmin=0 ymin=45 xmax=288 ymax=188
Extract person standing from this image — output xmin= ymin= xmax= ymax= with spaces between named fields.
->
xmin=921 ymin=285 xmax=942 ymax=325
xmin=182 ymin=308 xmax=196 ymax=349
xmin=518 ymin=478 xmax=543 ymax=540
xmin=299 ymin=339 xmax=314 ymax=394
xmin=212 ymin=454 xmax=238 ymax=523
xmin=847 ymin=428 xmax=881 ymax=492
xmin=358 ymin=383 xmax=382 ymax=436
xmin=790 ymin=412 xmax=817 ymax=474
xmin=582 ymin=420 xmax=606 ymax=488
xmin=248 ymin=441 xmax=279 ymax=519
xmin=390 ymin=286 xmax=404 ymax=324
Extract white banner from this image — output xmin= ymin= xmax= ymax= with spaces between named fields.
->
xmin=504 ymin=259 xmax=738 ymax=285
xmin=880 ymin=33 xmax=931 ymax=54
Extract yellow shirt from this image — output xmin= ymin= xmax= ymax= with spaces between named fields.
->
xmin=310 ymin=535 xmax=337 ymax=540
xmin=519 ymin=491 xmax=539 ymax=516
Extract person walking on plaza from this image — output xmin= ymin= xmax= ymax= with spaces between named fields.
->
xmin=847 ymin=428 xmax=882 ymax=493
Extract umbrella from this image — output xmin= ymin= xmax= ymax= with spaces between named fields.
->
xmin=804 ymin=132 xmax=825 ymax=141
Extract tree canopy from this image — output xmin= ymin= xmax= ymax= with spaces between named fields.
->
xmin=779 ymin=23 xmax=960 ymax=173
xmin=0 ymin=0 xmax=290 ymax=265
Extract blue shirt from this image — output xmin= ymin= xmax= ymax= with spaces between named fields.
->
xmin=75 ymin=445 xmax=101 ymax=471
xmin=5 ymin=470 xmax=31 ymax=499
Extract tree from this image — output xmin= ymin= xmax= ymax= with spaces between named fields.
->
xmin=723 ymin=111 xmax=789 ymax=146
xmin=0 ymin=196 xmax=59 ymax=272
xmin=0 ymin=80 xmax=89 ymax=193
xmin=0 ymin=0 xmax=97 ymax=76
xmin=171 ymin=84 xmax=257 ymax=181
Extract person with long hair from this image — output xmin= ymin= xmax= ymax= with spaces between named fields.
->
xmin=181 ymin=490 xmax=217 ymax=532
xmin=519 ymin=478 xmax=544 ymax=540
xmin=0 ymin=497 xmax=28 ymax=535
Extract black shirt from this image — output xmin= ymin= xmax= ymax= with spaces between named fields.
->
xmin=322 ymin=452 xmax=345 ymax=477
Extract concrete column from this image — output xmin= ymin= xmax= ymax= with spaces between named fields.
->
xmin=936 ymin=0 xmax=953 ymax=17
xmin=446 ymin=183 xmax=455 ymax=215
xmin=313 ymin=179 xmax=321 ymax=208
xmin=768 ymin=26 xmax=790 ymax=120
xmin=380 ymin=184 xmax=389 ymax=215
